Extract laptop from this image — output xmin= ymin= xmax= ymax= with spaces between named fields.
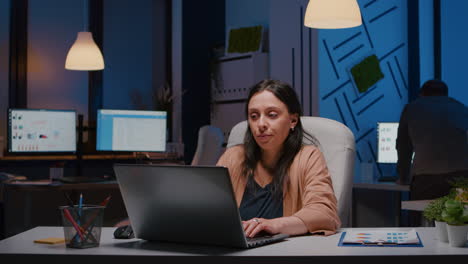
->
xmin=113 ymin=164 xmax=289 ymax=248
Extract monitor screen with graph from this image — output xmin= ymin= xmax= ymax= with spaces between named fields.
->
xmin=96 ymin=109 xmax=167 ymax=152
xmin=8 ymin=108 xmax=77 ymax=153
xmin=377 ymin=122 xmax=399 ymax=163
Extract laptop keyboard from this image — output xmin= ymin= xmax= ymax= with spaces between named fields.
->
xmin=246 ymin=233 xmax=289 ymax=248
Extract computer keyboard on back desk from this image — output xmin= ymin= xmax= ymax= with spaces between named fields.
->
xmin=58 ymin=176 xmax=111 ymax=183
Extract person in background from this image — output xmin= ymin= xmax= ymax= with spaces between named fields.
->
xmin=216 ymin=79 xmax=340 ymax=238
xmin=396 ymin=79 xmax=468 ymax=225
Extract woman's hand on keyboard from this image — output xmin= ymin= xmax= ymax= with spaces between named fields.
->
xmin=242 ymin=216 xmax=308 ymax=238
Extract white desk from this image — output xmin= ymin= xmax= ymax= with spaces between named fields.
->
xmin=400 ymin=200 xmax=434 ymax=227
xmin=0 ymin=227 xmax=466 ymax=264
xmin=353 ymin=181 xmax=410 ymax=192
xmin=401 ymin=200 xmax=433 ymax=212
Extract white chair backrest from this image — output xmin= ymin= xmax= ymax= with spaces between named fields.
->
xmin=191 ymin=125 xmax=225 ymax=166
xmin=226 ymin=116 xmax=356 ymax=227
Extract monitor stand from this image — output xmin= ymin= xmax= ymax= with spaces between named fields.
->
xmin=377 ymin=164 xmax=398 ymax=182
xmin=378 ymin=175 xmax=398 ymax=182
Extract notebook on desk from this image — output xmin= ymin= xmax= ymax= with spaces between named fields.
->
xmin=113 ymin=164 xmax=289 ymax=248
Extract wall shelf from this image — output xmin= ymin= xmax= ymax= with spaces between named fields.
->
xmin=210 ymin=52 xmax=269 ymax=141
xmin=211 ymin=52 xmax=269 ymax=102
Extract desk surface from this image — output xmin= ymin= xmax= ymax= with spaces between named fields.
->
xmin=401 ymin=200 xmax=433 ymax=212
xmin=0 ymin=227 xmax=466 ymax=263
xmin=4 ymin=179 xmax=119 ymax=191
xmin=353 ymin=181 xmax=410 ymax=192
xmin=0 ymin=152 xmax=179 ymax=161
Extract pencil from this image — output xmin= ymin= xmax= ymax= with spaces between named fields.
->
xmin=72 ymin=195 xmax=110 ymax=242
xmin=63 ymin=192 xmax=75 ymax=207
xmin=82 ymin=196 xmax=111 ymax=230
xmin=63 ymin=208 xmax=84 ymax=240
xmin=78 ymin=193 xmax=83 ymax=223
xmin=100 ymin=195 xmax=112 ymax=207
xmin=78 ymin=193 xmax=83 ymax=209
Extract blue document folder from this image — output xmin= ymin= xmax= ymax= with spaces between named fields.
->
xmin=337 ymin=230 xmax=424 ymax=247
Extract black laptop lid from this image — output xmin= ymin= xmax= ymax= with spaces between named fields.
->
xmin=113 ymin=164 xmax=248 ymax=248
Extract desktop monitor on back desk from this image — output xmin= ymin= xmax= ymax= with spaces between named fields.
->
xmin=376 ymin=122 xmax=415 ymax=181
xmin=7 ymin=108 xmax=77 ymax=154
xmin=96 ymin=109 xmax=167 ymax=152
xmin=377 ymin=122 xmax=399 ymax=164
xmin=376 ymin=122 xmax=400 ymax=181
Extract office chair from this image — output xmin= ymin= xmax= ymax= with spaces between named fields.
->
xmin=226 ymin=116 xmax=356 ymax=227
xmin=191 ymin=125 xmax=225 ymax=166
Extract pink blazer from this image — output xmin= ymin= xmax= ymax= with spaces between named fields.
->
xmin=216 ymin=145 xmax=341 ymax=236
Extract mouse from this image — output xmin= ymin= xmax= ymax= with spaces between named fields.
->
xmin=113 ymin=225 xmax=134 ymax=239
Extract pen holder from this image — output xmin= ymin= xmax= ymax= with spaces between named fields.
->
xmin=59 ymin=205 xmax=105 ymax=249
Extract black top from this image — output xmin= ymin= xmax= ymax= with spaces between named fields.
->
xmin=239 ymin=178 xmax=283 ymax=221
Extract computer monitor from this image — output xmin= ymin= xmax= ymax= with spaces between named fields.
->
xmin=376 ymin=122 xmax=399 ymax=164
xmin=8 ymin=108 xmax=77 ymax=153
xmin=96 ymin=109 xmax=167 ymax=152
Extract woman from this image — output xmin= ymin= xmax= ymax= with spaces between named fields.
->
xmin=216 ymin=79 xmax=340 ymax=238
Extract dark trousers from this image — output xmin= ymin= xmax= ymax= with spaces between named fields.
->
xmin=407 ymin=171 xmax=467 ymax=227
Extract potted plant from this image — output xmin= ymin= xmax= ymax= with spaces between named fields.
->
xmin=442 ymin=198 xmax=468 ymax=247
xmin=423 ymin=195 xmax=450 ymax=242
xmin=450 ymin=176 xmax=468 ymax=204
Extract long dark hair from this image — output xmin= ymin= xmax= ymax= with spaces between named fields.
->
xmin=242 ymin=79 xmax=316 ymax=198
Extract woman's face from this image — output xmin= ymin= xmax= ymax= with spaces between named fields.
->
xmin=247 ymin=90 xmax=298 ymax=153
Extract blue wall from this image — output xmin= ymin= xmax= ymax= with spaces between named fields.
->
xmin=226 ymin=0 xmax=269 ymax=30
xmin=419 ymin=0 xmax=434 ymax=85
xmin=0 ymin=0 xmax=10 ymax=139
xmin=318 ymin=0 xmax=408 ymax=180
xmin=441 ymin=1 xmax=468 ymax=106
xmin=227 ymin=0 xmax=455 ymax=181
xmin=103 ymin=0 xmax=155 ymax=110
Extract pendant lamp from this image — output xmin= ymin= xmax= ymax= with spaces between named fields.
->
xmin=65 ymin=0 xmax=104 ymax=70
xmin=304 ymin=0 xmax=362 ymax=29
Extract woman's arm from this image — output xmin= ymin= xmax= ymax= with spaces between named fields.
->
xmin=292 ymin=146 xmax=341 ymax=235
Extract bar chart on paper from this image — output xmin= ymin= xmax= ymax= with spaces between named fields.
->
xmin=339 ymin=229 xmax=422 ymax=247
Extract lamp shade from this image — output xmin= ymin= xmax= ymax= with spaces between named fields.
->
xmin=65 ymin=32 xmax=104 ymax=70
xmin=304 ymin=0 xmax=362 ymax=29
